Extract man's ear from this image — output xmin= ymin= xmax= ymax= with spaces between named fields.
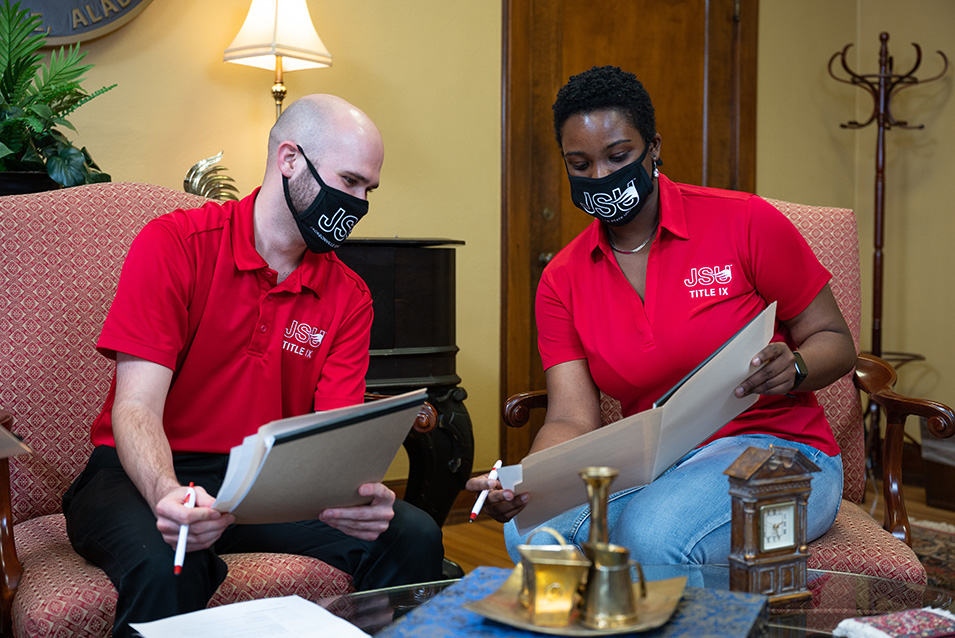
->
xmin=275 ymin=142 xmax=300 ymax=178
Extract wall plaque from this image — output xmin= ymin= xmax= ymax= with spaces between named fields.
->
xmin=20 ymin=0 xmax=153 ymax=46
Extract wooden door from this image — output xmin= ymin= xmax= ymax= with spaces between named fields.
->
xmin=501 ymin=0 xmax=758 ymax=464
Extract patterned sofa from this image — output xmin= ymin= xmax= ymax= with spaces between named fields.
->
xmin=0 ymin=182 xmax=434 ymax=637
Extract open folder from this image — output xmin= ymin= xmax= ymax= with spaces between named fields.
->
xmin=497 ymin=302 xmax=777 ymax=535
xmin=212 ymin=389 xmax=426 ymax=524
xmin=0 ymin=427 xmax=32 ymax=459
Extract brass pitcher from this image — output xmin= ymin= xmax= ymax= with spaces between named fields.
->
xmin=577 ymin=467 xmax=645 ymax=630
xmin=516 ymin=527 xmax=591 ymax=627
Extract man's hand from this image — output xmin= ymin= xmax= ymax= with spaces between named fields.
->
xmin=155 ymin=484 xmax=234 ymax=551
xmin=465 ymin=474 xmax=529 ymax=524
xmin=319 ymin=483 xmax=395 ymax=541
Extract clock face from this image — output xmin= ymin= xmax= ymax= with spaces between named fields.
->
xmin=760 ymin=501 xmax=796 ymax=552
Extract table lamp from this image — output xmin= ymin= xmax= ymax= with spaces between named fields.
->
xmin=224 ymin=0 xmax=333 ymax=119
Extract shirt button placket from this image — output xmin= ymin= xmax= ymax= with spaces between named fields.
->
xmin=250 ymin=289 xmax=276 ymax=355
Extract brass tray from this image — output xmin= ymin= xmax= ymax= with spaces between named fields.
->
xmin=464 ymin=566 xmax=686 ymax=636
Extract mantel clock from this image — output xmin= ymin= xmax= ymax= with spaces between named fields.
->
xmin=725 ymin=445 xmax=820 ymax=603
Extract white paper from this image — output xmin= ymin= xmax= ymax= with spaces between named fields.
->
xmin=130 ymin=595 xmax=370 ymax=638
xmin=501 ymin=302 xmax=776 ymax=536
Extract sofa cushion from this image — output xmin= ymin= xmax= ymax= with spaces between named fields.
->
xmin=807 ymin=501 xmax=925 ymax=584
xmin=11 ymin=514 xmax=353 ymax=638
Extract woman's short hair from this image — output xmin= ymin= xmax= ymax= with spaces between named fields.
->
xmin=552 ymin=65 xmax=656 ymax=148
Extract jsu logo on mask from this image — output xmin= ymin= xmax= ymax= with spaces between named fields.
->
xmin=318 ymin=206 xmax=359 ymax=243
xmin=581 ymin=180 xmax=639 ymax=218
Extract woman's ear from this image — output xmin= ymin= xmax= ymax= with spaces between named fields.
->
xmin=649 ymin=133 xmax=662 ymax=164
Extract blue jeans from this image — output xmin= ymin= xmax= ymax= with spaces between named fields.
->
xmin=504 ymin=434 xmax=843 ymax=565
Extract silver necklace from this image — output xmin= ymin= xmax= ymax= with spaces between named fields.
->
xmin=607 ymin=221 xmax=659 ymax=254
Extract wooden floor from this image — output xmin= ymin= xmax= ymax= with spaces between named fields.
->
xmin=441 ymin=473 xmax=955 ymax=575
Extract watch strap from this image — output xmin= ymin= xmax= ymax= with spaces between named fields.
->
xmin=791 ymin=351 xmax=808 ymax=391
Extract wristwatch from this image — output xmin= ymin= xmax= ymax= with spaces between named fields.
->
xmin=791 ymin=351 xmax=809 ymax=391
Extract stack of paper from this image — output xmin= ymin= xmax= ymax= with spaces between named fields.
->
xmin=212 ymin=389 xmax=426 ymax=524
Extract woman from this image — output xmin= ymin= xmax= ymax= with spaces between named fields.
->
xmin=469 ymin=66 xmax=856 ymax=565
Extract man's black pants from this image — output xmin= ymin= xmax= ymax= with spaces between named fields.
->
xmin=63 ymin=446 xmax=444 ymax=638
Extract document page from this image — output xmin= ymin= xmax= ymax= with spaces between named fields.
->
xmin=130 ymin=595 xmax=370 ymax=638
xmin=653 ymin=301 xmax=776 ymax=476
xmin=499 ymin=407 xmax=664 ymax=536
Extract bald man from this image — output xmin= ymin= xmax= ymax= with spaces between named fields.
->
xmin=62 ymin=95 xmax=444 ymax=637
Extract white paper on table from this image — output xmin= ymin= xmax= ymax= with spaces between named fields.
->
xmin=500 ymin=302 xmax=776 ymax=536
xmin=129 ymin=595 xmax=370 ymax=638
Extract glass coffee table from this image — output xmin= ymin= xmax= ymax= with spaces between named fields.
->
xmin=318 ymin=566 xmax=955 ymax=637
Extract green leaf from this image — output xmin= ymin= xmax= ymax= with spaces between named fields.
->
xmin=46 ymin=145 xmax=86 ymax=187
xmin=0 ymin=1 xmax=45 ymax=72
xmin=0 ymin=140 xmax=12 ymax=159
xmin=85 ymin=170 xmax=110 ymax=184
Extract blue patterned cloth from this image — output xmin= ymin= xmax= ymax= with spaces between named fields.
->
xmin=376 ymin=566 xmax=767 ymax=638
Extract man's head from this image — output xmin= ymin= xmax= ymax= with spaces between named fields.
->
xmin=265 ymin=94 xmax=384 ymax=253
xmin=552 ymin=65 xmax=656 ymax=149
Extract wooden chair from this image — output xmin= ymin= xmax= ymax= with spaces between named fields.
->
xmin=503 ymin=199 xmax=955 ymax=584
xmin=0 ymin=183 xmax=436 ymax=637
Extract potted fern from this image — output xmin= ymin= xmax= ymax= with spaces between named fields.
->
xmin=0 ymin=0 xmax=115 ymax=194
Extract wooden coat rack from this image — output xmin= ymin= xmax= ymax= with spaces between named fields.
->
xmin=828 ymin=32 xmax=948 ymax=465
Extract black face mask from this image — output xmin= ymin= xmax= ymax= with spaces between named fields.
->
xmin=282 ymin=145 xmax=369 ymax=253
xmin=567 ymin=145 xmax=657 ymax=226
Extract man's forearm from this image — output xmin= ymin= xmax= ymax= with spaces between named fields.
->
xmin=113 ymin=399 xmax=180 ymax=512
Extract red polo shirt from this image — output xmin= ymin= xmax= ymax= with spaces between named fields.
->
xmin=537 ymin=175 xmax=839 ymax=455
xmin=92 ymin=189 xmax=372 ymax=454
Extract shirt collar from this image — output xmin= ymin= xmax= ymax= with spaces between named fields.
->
xmin=231 ymin=187 xmax=328 ymax=296
xmin=588 ymin=172 xmax=690 ymax=261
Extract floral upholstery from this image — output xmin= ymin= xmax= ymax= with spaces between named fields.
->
xmin=0 ymin=183 xmax=353 ymax=637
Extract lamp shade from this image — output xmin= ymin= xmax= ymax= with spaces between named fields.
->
xmin=224 ymin=0 xmax=332 ymax=72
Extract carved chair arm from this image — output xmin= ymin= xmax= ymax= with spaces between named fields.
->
xmin=0 ymin=411 xmax=22 ymax=638
xmin=854 ymin=353 xmax=955 ymax=544
xmin=503 ymin=390 xmax=548 ymax=428
xmin=364 ymin=393 xmax=438 ymax=433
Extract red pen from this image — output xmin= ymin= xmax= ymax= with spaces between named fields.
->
xmin=470 ymin=460 xmax=503 ymax=522
xmin=173 ymin=482 xmax=196 ymax=575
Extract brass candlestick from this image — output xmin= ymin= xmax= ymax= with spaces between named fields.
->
xmin=579 ymin=466 xmax=617 ymax=544
xmin=578 ymin=466 xmax=645 ymax=630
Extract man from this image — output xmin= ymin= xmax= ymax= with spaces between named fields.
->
xmin=62 ymin=94 xmax=444 ymax=637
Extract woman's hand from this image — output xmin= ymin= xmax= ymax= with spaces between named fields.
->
xmin=735 ymin=285 xmax=855 ymax=398
xmin=465 ymin=473 xmax=529 ymax=523
xmin=735 ymin=341 xmax=799 ymax=397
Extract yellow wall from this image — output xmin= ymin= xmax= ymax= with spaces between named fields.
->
xmin=757 ymin=0 xmax=955 ymax=440
xmin=67 ymin=1 xmax=503 ymax=479
xmin=63 ymin=0 xmax=955 ymax=478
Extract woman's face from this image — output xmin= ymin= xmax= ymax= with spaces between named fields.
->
xmin=560 ymin=108 xmax=658 ymax=179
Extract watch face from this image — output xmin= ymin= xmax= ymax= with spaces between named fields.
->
xmin=760 ymin=501 xmax=796 ymax=551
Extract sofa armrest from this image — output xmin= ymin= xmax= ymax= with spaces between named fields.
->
xmin=0 ymin=411 xmax=22 ymax=638
xmin=855 ymin=353 xmax=955 ymax=544
xmin=502 ymin=391 xmax=548 ymax=429
xmin=364 ymin=394 xmax=438 ymax=434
